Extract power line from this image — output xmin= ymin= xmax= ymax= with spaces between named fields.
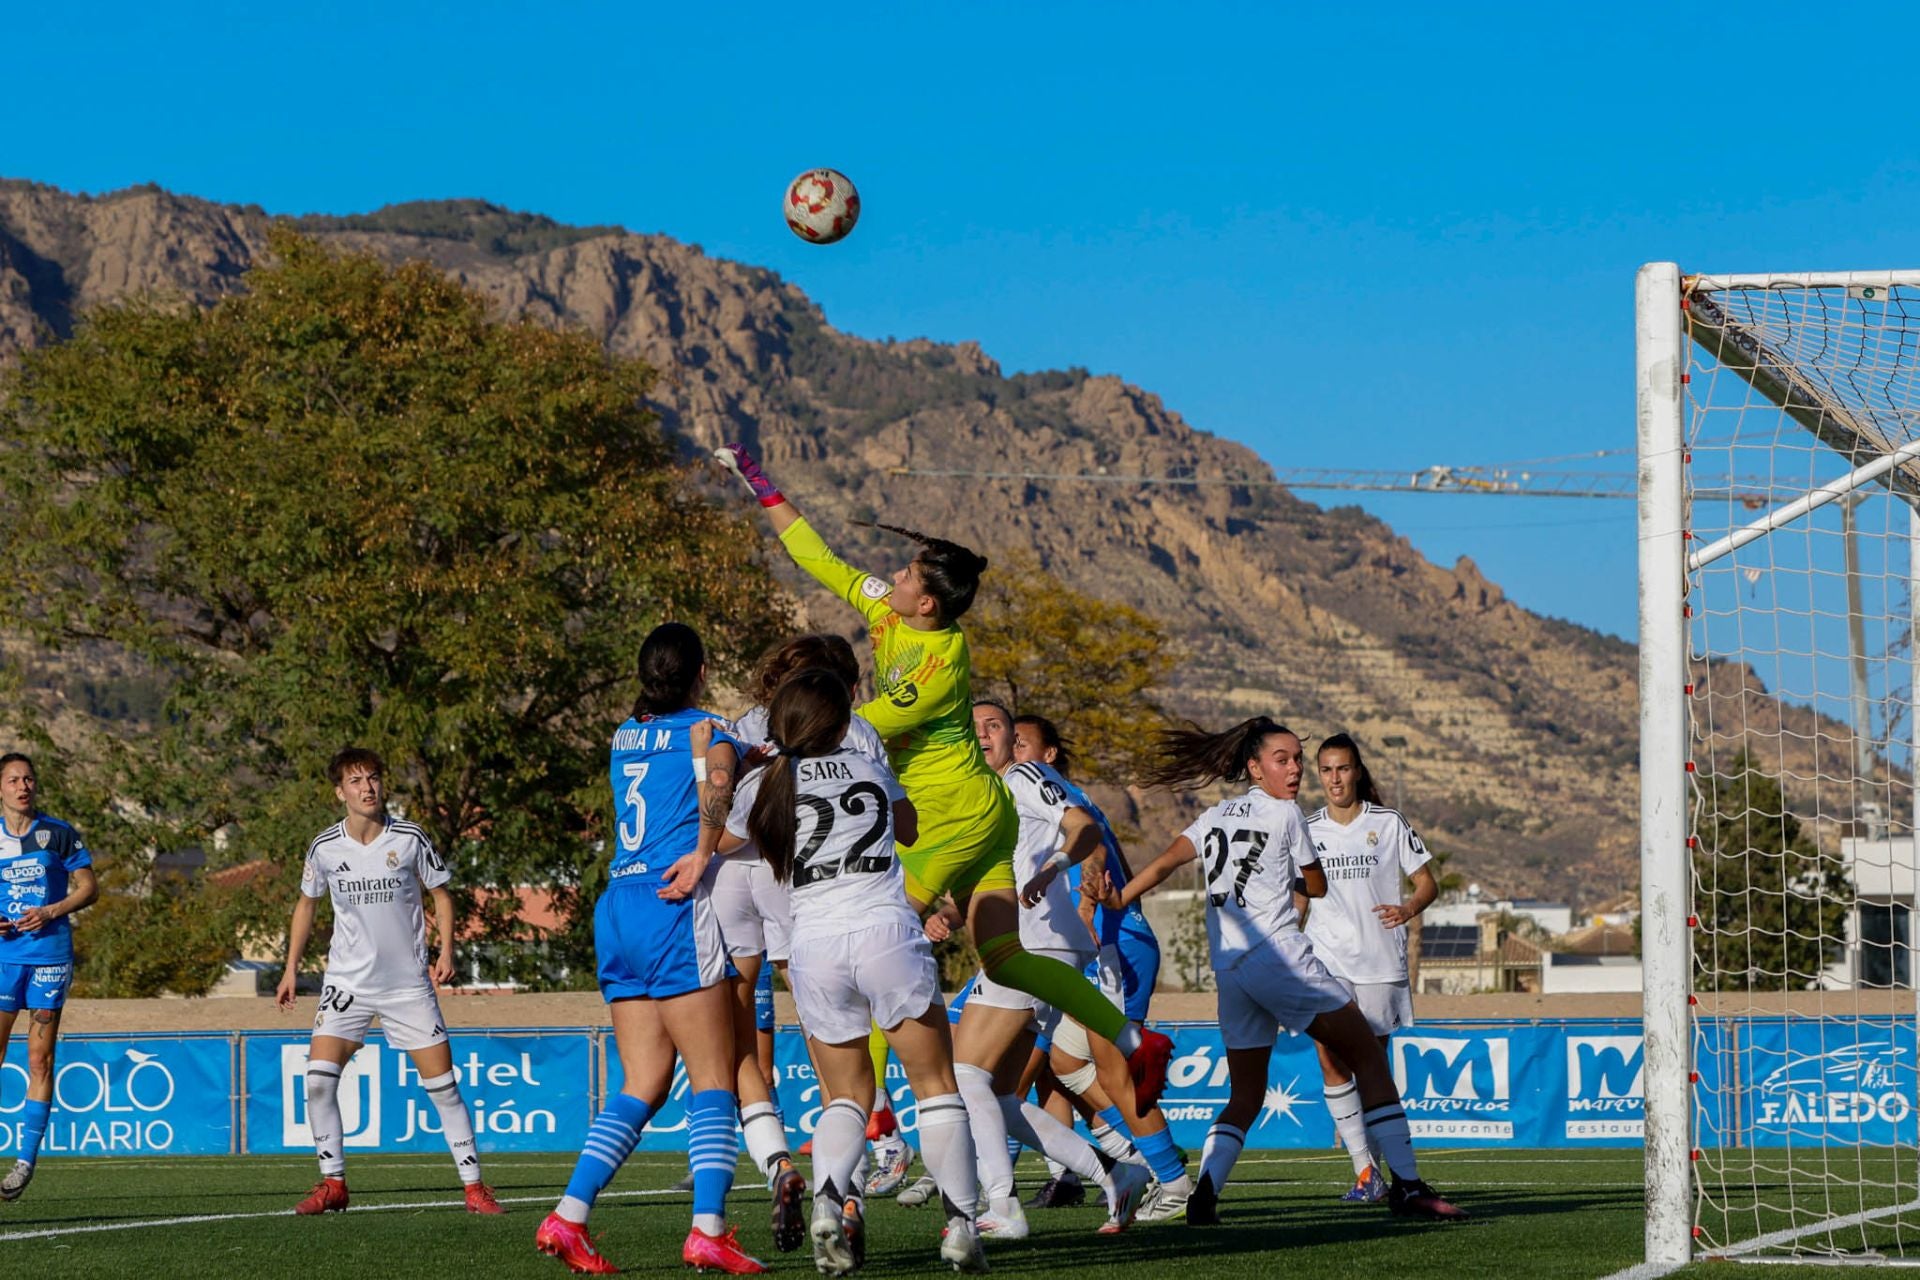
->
xmin=886 ymin=464 xmax=1772 ymax=503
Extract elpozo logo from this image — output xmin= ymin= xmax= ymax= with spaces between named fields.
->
xmin=1753 ymin=1041 xmax=1911 ymax=1130
xmin=1565 ymin=1034 xmax=1644 ymax=1139
xmin=1393 ymin=1034 xmax=1512 ymax=1138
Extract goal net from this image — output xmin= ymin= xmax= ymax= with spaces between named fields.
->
xmin=1639 ymin=263 xmax=1920 ymax=1267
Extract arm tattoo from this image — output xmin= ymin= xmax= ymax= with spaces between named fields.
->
xmin=700 ymin=780 xmax=735 ymax=831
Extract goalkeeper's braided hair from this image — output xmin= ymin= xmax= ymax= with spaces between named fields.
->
xmin=861 ymin=521 xmax=990 ymax=621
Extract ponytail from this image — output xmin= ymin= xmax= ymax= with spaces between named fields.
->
xmin=860 ymin=521 xmax=990 ymax=621
xmin=747 ymin=669 xmax=853 ymax=884
xmin=1142 ymin=716 xmax=1295 ymax=791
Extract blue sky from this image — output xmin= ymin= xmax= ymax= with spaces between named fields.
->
xmin=14 ymin=2 xmax=1920 ymax=639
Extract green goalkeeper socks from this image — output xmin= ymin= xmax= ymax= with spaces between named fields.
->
xmin=977 ymin=932 xmax=1127 ymax=1043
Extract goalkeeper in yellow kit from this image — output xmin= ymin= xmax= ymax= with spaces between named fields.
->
xmin=716 ymin=444 xmax=1173 ymax=1110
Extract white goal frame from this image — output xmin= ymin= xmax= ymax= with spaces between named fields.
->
xmin=1637 ymin=261 xmax=1920 ymax=1268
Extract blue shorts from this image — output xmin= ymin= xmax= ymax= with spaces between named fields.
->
xmin=947 ymin=973 xmax=976 ymax=1025
xmin=1109 ymin=931 xmax=1161 ymax=1023
xmin=0 ymin=961 xmax=72 ymax=1013
xmin=594 ymin=882 xmax=728 ymax=1000
xmin=754 ymin=959 xmax=776 ymax=1033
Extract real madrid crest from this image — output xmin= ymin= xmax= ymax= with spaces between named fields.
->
xmin=386 ymin=849 xmax=401 ymax=869
xmin=1365 ymin=830 xmax=1379 ymax=847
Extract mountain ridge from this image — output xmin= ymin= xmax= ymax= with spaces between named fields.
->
xmin=0 ymin=181 xmax=1663 ymax=904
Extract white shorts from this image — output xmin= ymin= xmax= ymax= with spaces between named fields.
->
xmin=788 ymin=921 xmax=941 ymax=1045
xmin=1215 ymin=934 xmax=1352 ymax=1050
xmin=705 ymin=853 xmax=793 ymax=962
xmin=313 ymin=983 xmax=449 ymax=1052
xmin=1047 ymin=955 xmax=1123 ymax=1064
xmin=1333 ymin=975 xmax=1414 ymax=1036
xmin=967 ymin=947 xmax=1095 ymax=1040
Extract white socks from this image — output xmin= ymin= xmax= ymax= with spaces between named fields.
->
xmin=306 ymin=1062 xmax=346 ymax=1178
xmin=810 ymin=1098 xmax=867 ymax=1205
xmin=1001 ymin=1096 xmax=1106 ymax=1183
xmin=1363 ymin=1103 xmax=1418 ymax=1181
xmin=421 ymin=1071 xmax=482 ymax=1185
xmin=741 ymin=1100 xmax=791 ymax=1188
xmin=956 ymin=1063 xmax=1017 ymax=1201
xmin=1199 ymin=1121 xmax=1245 ymax=1192
xmin=1325 ymin=1079 xmax=1374 ymax=1176
xmin=916 ymin=1092 xmax=978 ymax=1219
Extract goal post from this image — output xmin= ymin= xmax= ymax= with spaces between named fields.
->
xmin=1638 ymin=263 xmax=1920 ymax=1267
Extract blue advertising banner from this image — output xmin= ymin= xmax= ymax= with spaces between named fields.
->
xmin=242 ymin=1031 xmax=593 ymax=1155
xmin=1709 ymin=1017 xmax=1916 ymax=1149
xmin=0 ymin=1034 xmax=233 ymax=1156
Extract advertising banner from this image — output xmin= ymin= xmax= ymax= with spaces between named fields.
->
xmin=242 ymin=1031 xmax=593 ymax=1155
xmin=0 ymin=1034 xmax=233 ymax=1156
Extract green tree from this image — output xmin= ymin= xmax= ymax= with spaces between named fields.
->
xmin=967 ymin=553 xmax=1175 ymax=784
xmin=0 ymin=228 xmax=788 ymax=992
xmin=1693 ymin=755 xmax=1851 ymax=991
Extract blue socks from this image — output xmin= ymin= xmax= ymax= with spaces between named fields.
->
xmin=688 ymin=1089 xmax=740 ymax=1223
xmin=19 ymin=1099 xmax=49 ymax=1165
xmin=559 ymin=1091 xmax=653 ymax=1218
xmin=1131 ymin=1121 xmax=1188 ymax=1186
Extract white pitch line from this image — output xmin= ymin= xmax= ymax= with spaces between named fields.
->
xmin=1710 ymin=1197 xmax=1920 ymax=1260
xmin=3 ymin=1177 xmax=1350 ymax=1244
xmin=0 ymin=1186 xmax=686 ymax=1243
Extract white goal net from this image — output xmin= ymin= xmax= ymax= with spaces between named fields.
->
xmin=1639 ymin=263 xmax=1920 ymax=1266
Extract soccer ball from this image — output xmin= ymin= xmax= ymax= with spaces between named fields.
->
xmin=785 ymin=168 xmax=860 ymax=244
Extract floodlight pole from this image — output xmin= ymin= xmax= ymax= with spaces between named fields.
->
xmin=1637 ymin=261 xmax=1692 ymax=1268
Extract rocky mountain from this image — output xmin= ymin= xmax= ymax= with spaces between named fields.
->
xmin=0 ymin=180 xmax=1661 ymax=904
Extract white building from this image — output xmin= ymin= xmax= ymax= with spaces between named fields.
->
xmin=1824 ymin=834 xmax=1915 ymax=989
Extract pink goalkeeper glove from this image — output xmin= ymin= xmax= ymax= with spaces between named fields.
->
xmin=714 ymin=443 xmax=785 ymax=508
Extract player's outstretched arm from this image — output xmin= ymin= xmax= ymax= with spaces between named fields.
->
xmin=277 ymin=894 xmax=318 ymax=1010
xmin=716 ymin=443 xmax=896 ymax=624
xmin=427 ymin=884 xmax=456 ymax=987
xmin=1108 ymin=835 xmax=1198 ymax=910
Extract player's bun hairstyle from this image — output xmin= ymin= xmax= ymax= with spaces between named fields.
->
xmin=1317 ymin=732 xmax=1384 ymax=806
xmin=863 ymin=521 xmax=989 ymax=621
xmin=1013 ymin=714 xmax=1073 ymax=780
xmin=750 ymin=633 xmax=862 ymax=706
xmin=1142 ymin=716 xmax=1297 ymax=791
xmin=748 ymin=669 xmax=854 ymax=885
xmin=635 ymin=622 xmax=705 ymax=717
xmin=327 ymin=746 xmax=385 ymax=785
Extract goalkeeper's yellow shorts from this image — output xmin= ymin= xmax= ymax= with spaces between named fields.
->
xmin=898 ymin=775 xmax=1019 ymax=905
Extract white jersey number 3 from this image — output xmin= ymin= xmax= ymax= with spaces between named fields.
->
xmin=618 ymin=761 xmax=651 ymax=853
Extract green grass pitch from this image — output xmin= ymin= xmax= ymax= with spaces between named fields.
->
xmin=0 ymin=1148 xmax=1890 ymax=1277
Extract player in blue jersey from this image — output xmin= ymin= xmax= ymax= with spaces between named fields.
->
xmin=0 ymin=752 xmax=98 ymax=1202
xmin=537 ymin=623 xmax=766 ymax=1277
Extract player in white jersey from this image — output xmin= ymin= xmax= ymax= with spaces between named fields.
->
xmin=942 ymin=701 xmax=1155 ymax=1239
xmin=1302 ymin=732 xmax=1440 ymax=1204
xmin=1099 ymin=717 xmax=1465 ymax=1224
xmin=276 ymin=747 xmax=503 ymax=1217
xmin=735 ymin=668 xmax=986 ymax=1275
xmin=709 ymin=633 xmax=899 ymax=1252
